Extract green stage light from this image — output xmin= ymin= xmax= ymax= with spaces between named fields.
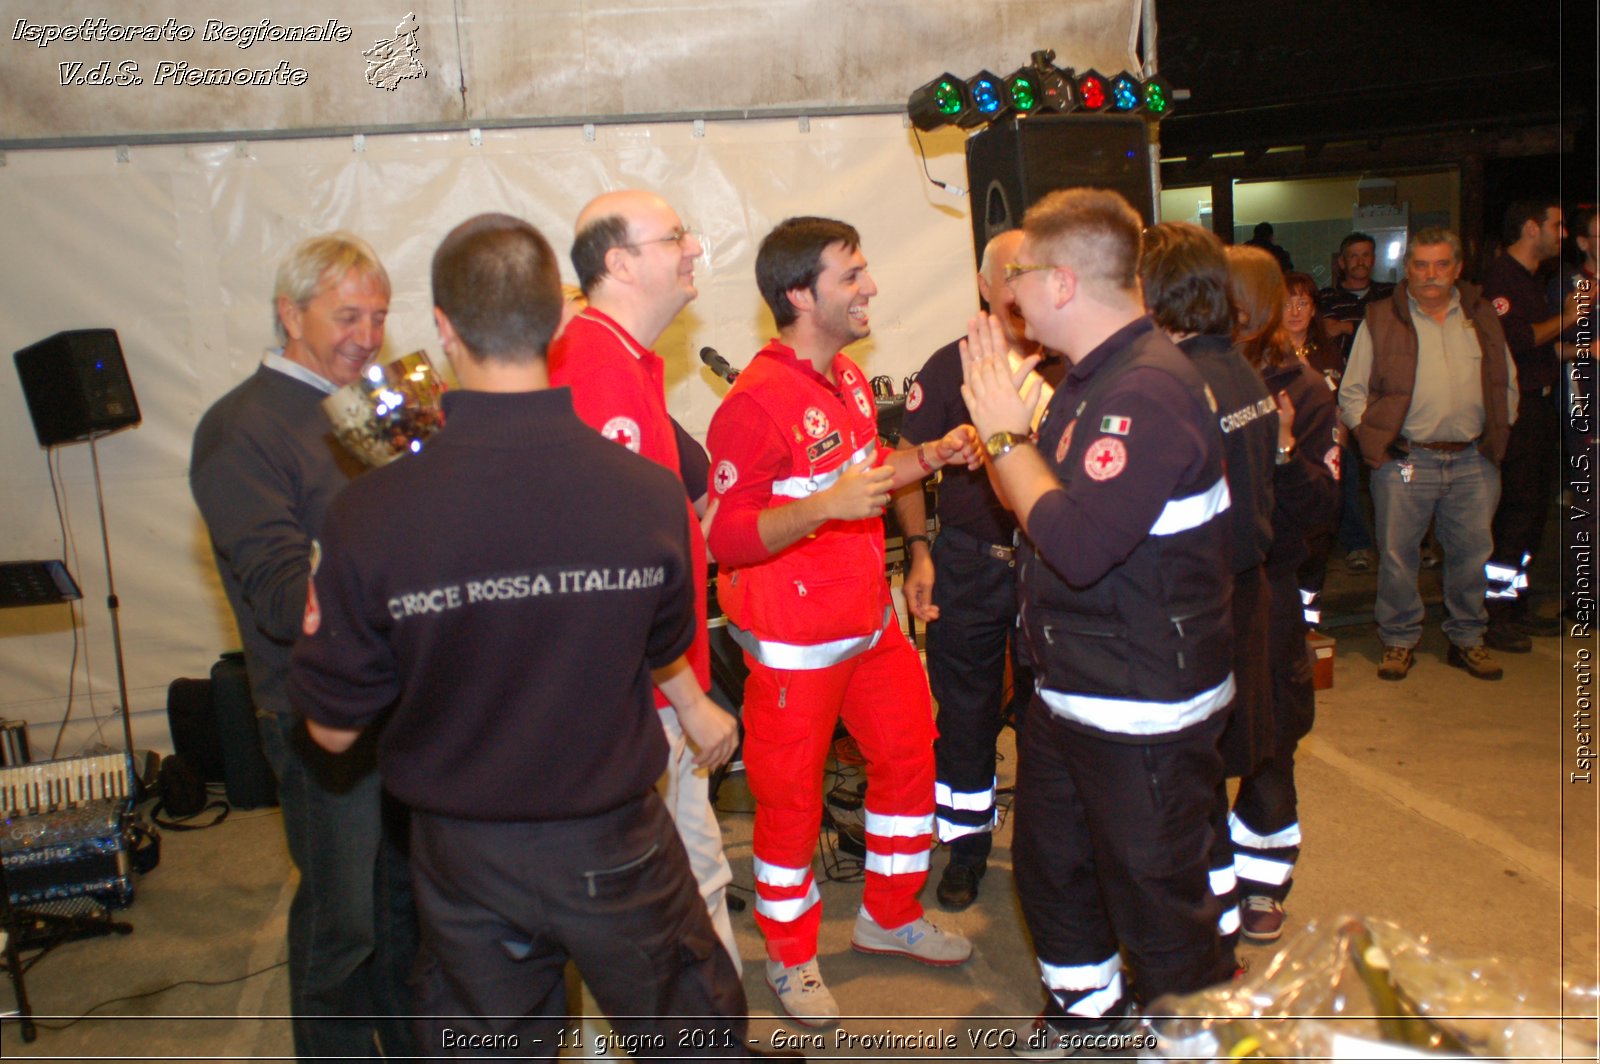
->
xmin=907 ymin=72 xmax=972 ymax=131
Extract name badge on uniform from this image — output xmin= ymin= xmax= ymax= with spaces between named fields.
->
xmin=807 ymin=430 xmax=843 ymax=463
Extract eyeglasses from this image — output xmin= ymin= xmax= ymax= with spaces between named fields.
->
xmin=1003 ymin=262 xmax=1062 ymax=283
xmin=623 ymin=226 xmax=700 ymax=251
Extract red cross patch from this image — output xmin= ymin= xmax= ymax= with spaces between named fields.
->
xmin=1055 ymin=419 xmax=1076 ymax=464
xmin=713 ymin=460 xmax=738 ymax=494
xmin=852 ymin=388 xmax=873 ymax=419
xmin=1492 ymin=296 xmax=1511 ymax=317
xmin=803 ymin=406 xmax=830 ymax=438
xmin=905 ymin=381 xmax=924 ymax=412
xmin=601 ymin=416 xmax=642 ymax=453
xmin=1324 ymin=444 xmax=1342 ymax=481
xmin=1083 ymin=437 xmax=1127 ymax=481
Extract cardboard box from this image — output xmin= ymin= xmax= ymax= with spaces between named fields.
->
xmin=1306 ymin=631 xmax=1336 ymax=690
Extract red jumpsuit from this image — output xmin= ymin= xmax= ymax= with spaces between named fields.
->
xmin=706 ymin=340 xmax=936 ymax=966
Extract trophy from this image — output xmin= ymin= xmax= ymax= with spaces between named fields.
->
xmin=322 ymin=351 xmax=449 ymax=466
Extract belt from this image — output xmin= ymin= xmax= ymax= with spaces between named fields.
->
xmin=939 ymin=525 xmax=1015 ymax=562
xmin=1407 ymin=438 xmax=1476 ymax=453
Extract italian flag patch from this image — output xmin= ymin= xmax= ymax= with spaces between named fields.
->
xmin=1099 ymin=415 xmax=1131 ymax=435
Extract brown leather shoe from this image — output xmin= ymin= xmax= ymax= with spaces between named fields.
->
xmin=1377 ymin=645 xmax=1413 ymax=681
xmin=1448 ymin=643 xmax=1503 ymax=680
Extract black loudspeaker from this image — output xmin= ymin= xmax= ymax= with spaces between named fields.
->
xmin=965 ymin=114 xmax=1155 ymax=262
xmin=13 ymin=328 xmax=142 ymax=447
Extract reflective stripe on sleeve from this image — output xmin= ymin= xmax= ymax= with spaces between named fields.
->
xmin=1148 ymin=476 xmax=1231 ymax=536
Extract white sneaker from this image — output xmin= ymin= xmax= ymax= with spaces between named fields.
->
xmin=850 ymin=908 xmax=972 ymax=966
xmin=765 ymin=957 xmax=839 ymax=1028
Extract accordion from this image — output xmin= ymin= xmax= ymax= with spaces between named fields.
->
xmin=1 ymin=753 xmax=136 ymax=909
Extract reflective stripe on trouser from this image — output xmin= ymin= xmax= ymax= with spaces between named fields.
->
xmin=1484 ymin=559 xmax=1527 ymax=602
xmin=1230 ymin=807 xmax=1301 ymax=902
xmin=1299 ymin=586 xmax=1321 ymax=627
xmin=928 ymin=532 xmax=1023 ymax=863
xmin=740 ymin=621 xmax=936 ymax=966
xmin=1013 ymin=696 xmax=1231 ymax=1023
xmin=1207 ymin=781 xmax=1241 ymax=950
xmin=1038 ymin=954 xmax=1125 ymax=1019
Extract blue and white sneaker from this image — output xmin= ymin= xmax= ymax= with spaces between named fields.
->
xmin=765 ymin=957 xmax=839 ymax=1028
xmin=850 ymin=908 xmax=972 ymax=966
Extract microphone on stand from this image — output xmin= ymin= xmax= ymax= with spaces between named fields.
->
xmin=700 ymin=346 xmax=739 ymax=383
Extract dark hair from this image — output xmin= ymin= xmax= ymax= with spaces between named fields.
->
xmin=1024 ymin=188 xmax=1143 ymax=296
xmin=570 ymin=213 xmax=632 ymax=296
xmin=432 ymin=213 xmax=563 ymax=363
xmin=1501 ymin=197 xmax=1560 ymax=247
xmin=1253 ymin=221 xmax=1274 ymax=239
xmin=1225 ymin=245 xmax=1293 ymax=370
xmin=1139 ymin=222 xmax=1234 ymax=336
xmin=756 ymin=217 xmax=860 ymax=327
xmin=1338 ymin=231 xmax=1376 ymax=255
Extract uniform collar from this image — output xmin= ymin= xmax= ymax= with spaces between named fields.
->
xmin=1067 ymin=317 xmax=1157 ymax=384
xmin=577 ymin=307 xmax=657 ymax=364
xmin=756 ymin=339 xmax=849 ymax=395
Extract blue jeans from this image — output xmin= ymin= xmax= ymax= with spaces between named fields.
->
xmin=260 ymin=713 xmax=418 ymax=1062
xmin=1370 ymin=448 xmax=1500 ymax=649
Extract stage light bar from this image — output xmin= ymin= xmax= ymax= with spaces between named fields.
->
xmin=904 ymin=56 xmax=1176 ymax=132
xmin=907 ymin=72 xmax=972 ymax=131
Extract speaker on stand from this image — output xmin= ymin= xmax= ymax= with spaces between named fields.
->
xmin=964 ymin=113 xmax=1156 ymax=263
xmin=12 ymin=329 xmax=143 ymax=758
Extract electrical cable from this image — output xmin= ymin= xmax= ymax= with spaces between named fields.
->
xmin=32 ymin=960 xmax=289 ymax=1032
xmin=911 ymin=127 xmax=966 ymax=197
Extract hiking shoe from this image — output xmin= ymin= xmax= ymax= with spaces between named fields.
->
xmin=1484 ymin=619 xmax=1532 ymax=653
xmin=1345 ymin=549 xmax=1373 ymax=572
xmin=1009 ymin=1013 xmax=1139 ymax=1060
xmin=765 ymin=957 xmax=839 ymax=1028
xmin=936 ymin=861 xmax=984 ymax=911
xmin=851 ymin=909 xmax=972 ymax=966
xmin=1448 ymin=643 xmax=1503 ymax=681
xmin=1240 ymin=895 xmax=1285 ymax=943
xmin=1377 ymin=645 xmax=1413 ymax=681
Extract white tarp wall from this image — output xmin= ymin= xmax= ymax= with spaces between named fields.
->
xmin=0 ymin=1 xmax=1142 ymax=757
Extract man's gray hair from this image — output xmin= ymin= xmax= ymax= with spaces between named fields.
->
xmin=273 ymin=231 xmax=391 ymax=343
xmin=1408 ymin=226 xmax=1462 ymax=263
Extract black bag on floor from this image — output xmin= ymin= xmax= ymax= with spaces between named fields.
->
xmin=166 ymin=676 xmax=226 ymax=782
xmin=211 ymin=651 xmax=278 ymax=810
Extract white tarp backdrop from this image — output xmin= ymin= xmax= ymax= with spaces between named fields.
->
xmin=0 ymin=0 xmax=1143 ymax=756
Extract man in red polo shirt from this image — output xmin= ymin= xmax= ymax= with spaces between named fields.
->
xmin=549 ymin=189 xmax=741 ymax=969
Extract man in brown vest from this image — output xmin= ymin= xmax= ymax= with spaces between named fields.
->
xmin=1338 ymin=227 xmax=1520 ymax=682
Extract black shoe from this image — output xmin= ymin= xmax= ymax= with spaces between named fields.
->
xmin=1484 ymin=620 xmax=1532 ymax=653
xmin=936 ymin=861 xmax=984 ymax=911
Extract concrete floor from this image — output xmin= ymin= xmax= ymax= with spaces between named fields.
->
xmin=4 ymin=553 xmax=1597 ymax=1060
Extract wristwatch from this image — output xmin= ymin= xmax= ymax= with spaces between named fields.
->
xmin=1275 ymin=441 xmax=1295 ymax=466
xmin=985 ymin=431 xmax=1032 ymax=459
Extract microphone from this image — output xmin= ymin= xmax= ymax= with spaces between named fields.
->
xmin=700 ymin=346 xmax=739 ymax=383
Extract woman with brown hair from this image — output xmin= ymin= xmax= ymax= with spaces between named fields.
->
xmin=1221 ymin=246 xmax=1341 ymax=944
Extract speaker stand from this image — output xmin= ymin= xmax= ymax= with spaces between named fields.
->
xmin=88 ymin=436 xmax=137 ymax=758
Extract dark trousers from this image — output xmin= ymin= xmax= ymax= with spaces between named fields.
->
xmin=1231 ymin=566 xmax=1316 ymax=901
xmin=407 ymin=792 xmax=747 ymax=1060
xmin=928 ymin=529 xmax=1029 ymax=864
xmin=1013 ymin=698 xmax=1232 ymax=1025
xmin=260 ymin=714 xmax=419 ymax=1063
xmin=1490 ymin=392 xmax=1560 ymax=607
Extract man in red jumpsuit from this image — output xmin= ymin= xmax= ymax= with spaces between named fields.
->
xmin=548 ymin=189 xmax=742 ymax=971
xmin=705 ymin=216 xmax=980 ymax=1026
